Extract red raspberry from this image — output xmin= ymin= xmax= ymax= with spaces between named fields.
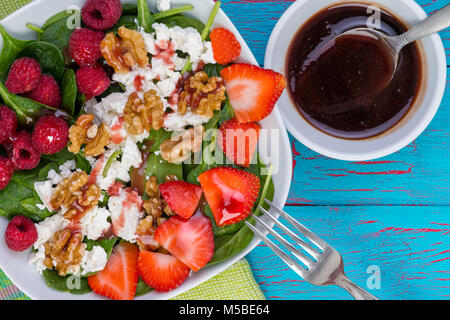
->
xmin=0 ymin=105 xmax=18 ymax=145
xmin=11 ymin=132 xmax=41 ymax=170
xmin=69 ymin=28 xmax=105 ymax=67
xmin=24 ymin=74 xmax=61 ymax=108
xmin=32 ymin=115 xmax=69 ymax=155
xmin=76 ymin=65 xmax=110 ymax=99
xmin=5 ymin=215 xmax=38 ymax=252
xmin=0 ymin=157 xmax=14 ymax=191
xmin=5 ymin=57 xmax=42 ymax=94
xmin=81 ymin=0 xmax=122 ymax=30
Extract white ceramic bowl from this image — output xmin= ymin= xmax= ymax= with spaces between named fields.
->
xmin=0 ymin=0 xmax=292 ymax=299
xmin=265 ymin=0 xmax=447 ymax=161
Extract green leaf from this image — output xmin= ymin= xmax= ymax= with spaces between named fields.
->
xmin=145 ymin=153 xmax=183 ymax=184
xmin=218 ymin=98 xmax=235 ymax=125
xmin=0 ymin=24 xmax=34 ymax=81
xmin=153 ymin=5 xmax=194 ymax=21
xmin=0 ymin=81 xmax=57 ymax=126
xmin=202 ymin=1 xmax=221 ymax=41
xmin=61 ymin=69 xmax=77 ymax=115
xmin=137 ymin=0 xmax=155 ymax=33
xmin=108 ymin=16 xmax=138 ymax=33
xmin=144 ymin=128 xmax=172 ymax=152
xmin=42 ymin=10 xmax=74 ymax=29
xmin=18 ymin=41 xmax=66 ymax=82
xmin=203 ymin=63 xmax=226 ymax=78
xmin=136 ymin=278 xmax=153 ymax=296
xmin=122 ymin=3 xmax=138 ymax=16
xmin=164 ymin=16 xmax=205 ymax=34
xmin=42 ymin=269 xmax=92 ymax=295
xmin=40 ymin=16 xmax=74 ymax=51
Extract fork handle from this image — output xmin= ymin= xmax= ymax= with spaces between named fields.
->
xmin=335 ymin=275 xmax=379 ymax=300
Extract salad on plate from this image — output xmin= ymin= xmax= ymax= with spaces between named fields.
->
xmin=0 ymin=0 xmax=286 ymax=300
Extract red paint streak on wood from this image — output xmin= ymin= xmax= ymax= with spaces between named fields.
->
xmin=355 ymin=220 xmax=378 ymax=225
xmin=378 ymin=227 xmax=450 ymax=234
xmin=346 ymin=161 xmax=414 ymax=175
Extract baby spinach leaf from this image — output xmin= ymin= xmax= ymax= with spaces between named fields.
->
xmin=218 ymin=98 xmax=235 ymax=125
xmin=61 ymin=69 xmax=77 ymax=115
xmin=203 ymin=63 xmax=225 ymax=78
xmin=122 ymin=3 xmax=138 ymax=16
xmin=42 ymin=10 xmax=73 ymax=29
xmin=42 ymin=269 xmax=92 ymax=295
xmin=145 ymin=153 xmax=183 ymax=184
xmin=164 ymin=16 xmax=205 ymax=34
xmin=0 ymin=24 xmax=34 ymax=81
xmin=0 ymin=164 xmax=51 ymax=221
xmin=153 ymin=5 xmax=194 ymax=21
xmin=0 ymin=81 xmax=56 ymax=126
xmin=40 ymin=16 xmax=74 ymax=51
xmin=109 ymin=16 xmax=138 ymax=33
xmin=137 ymin=0 xmax=155 ymax=33
xmin=144 ymin=128 xmax=172 ymax=152
xmin=208 ymin=221 xmax=254 ymax=266
xmin=136 ymin=278 xmax=153 ymax=296
xmin=18 ymin=41 xmax=66 ymax=82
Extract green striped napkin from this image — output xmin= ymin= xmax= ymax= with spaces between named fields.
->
xmin=0 ymin=0 xmax=265 ymax=301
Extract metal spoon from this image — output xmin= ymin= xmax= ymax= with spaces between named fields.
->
xmin=338 ymin=3 xmax=450 ymax=88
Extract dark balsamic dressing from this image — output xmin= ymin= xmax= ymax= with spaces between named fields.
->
xmin=286 ymin=3 xmax=421 ymax=139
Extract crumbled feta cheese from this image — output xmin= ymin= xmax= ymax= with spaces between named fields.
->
xmin=95 ymin=149 xmax=130 ymax=191
xmin=164 ymin=111 xmax=211 ymax=131
xmin=47 ymin=169 xmax=63 ymax=186
xmin=33 ymin=213 xmax=67 ymax=249
xmin=157 ymin=0 xmax=171 ymax=12
xmin=200 ymin=41 xmax=216 ymax=65
xmin=29 ymin=247 xmax=47 ymax=274
xmin=108 ymin=189 xmax=143 ymax=242
xmin=121 ymin=137 xmax=144 ymax=169
xmin=59 ymin=160 xmax=76 ymax=178
xmin=81 ymin=245 xmax=108 ymax=275
xmin=34 ymin=180 xmax=55 ymax=211
xmin=85 ymin=92 xmax=129 ymax=126
xmin=80 ymin=207 xmax=111 ymax=240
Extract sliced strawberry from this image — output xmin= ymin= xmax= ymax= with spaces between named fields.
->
xmin=210 ymin=27 xmax=241 ymax=65
xmin=154 ymin=211 xmax=214 ymax=272
xmin=217 ymin=117 xmax=261 ymax=167
xmin=220 ymin=63 xmax=286 ymax=123
xmin=88 ymin=242 xmax=139 ymax=300
xmin=159 ymin=181 xmax=203 ymax=219
xmin=198 ymin=166 xmax=260 ymax=227
xmin=138 ymin=251 xmax=190 ymax=292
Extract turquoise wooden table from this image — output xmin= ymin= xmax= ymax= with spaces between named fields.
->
xmin=221 ymin=0 xmax=450 ymax=300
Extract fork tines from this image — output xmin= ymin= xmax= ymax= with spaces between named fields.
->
xmin=245 ymin=199 xmax=326 ymax=277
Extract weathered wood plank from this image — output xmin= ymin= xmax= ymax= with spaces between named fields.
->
xmin=247 ymin=206 xmax=450 ymax=300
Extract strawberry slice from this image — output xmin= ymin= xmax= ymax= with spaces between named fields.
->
xmin=138 ymin=251 xmax=190 ymax=292
xmin=198 ymin=166 xmax=260 ymax=227
xmin=217 ymin=117 xmax=261 ymax=167
xmin=210 ymin=27 xmax=241 ymax=65
xmin=220 ymin=63 xmax=287 ymax=123
xmin=154 ymin=211 xmax=214 ymax=272
xmin=88 ymin=242 xmax=139 ymax=300
xmin=159 ymin=181 xmax=203 ymax=219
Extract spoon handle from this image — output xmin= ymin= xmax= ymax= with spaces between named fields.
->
xmin=400 ymin=4 xmax=450 ymax=45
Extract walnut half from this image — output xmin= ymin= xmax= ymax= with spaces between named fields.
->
xmin=124 ymin=90 xmax=164 ymax=136
xmin=44 ymin=230 xmax=85 ymax=276
xmin=68 ymin=114 xmax=110 ymax=157
xmin=160 ymin=126 xmax=205 ymax=163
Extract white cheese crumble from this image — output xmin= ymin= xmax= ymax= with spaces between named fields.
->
xmin=164 ymin=110 xmax=211 ymax=131
xmin=85 ymin=92 xmax=129 ymax=126
xmin=157 ymin=0 xmax=171 ymax=12
xmin=108 ymin=189 xmax=143 ymax=242
xmin=80 ymin=207 xmax=111 ymax=240
xmin=81 ymin=245 xmax=108 ymax=275
xmin=34 ymin=180 xmax=55 ymax=211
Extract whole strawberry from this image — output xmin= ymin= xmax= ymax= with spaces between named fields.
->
xmin=69 ymin=28 xmax=105 ymax=66
xmin=82 ymin=0 xmax=122 ymax=30
xmin=5 ymin=57 xmax=41 ymax=94
xmin=25 ymin=74 xmax=61 ymax=108
xmin=32 ymin=115 xmax=69 ymax=155
xmin=76 ymin=65 xmax=110 ymax=99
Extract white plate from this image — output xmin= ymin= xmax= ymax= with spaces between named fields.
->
xmin=0 ymin=0 xmax=292 ymax=300
xmin=265 ymin=0 xmax=446 ymax=161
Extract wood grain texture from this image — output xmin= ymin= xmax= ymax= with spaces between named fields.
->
xmin=219 ymin=0 xmax=450 ymax=299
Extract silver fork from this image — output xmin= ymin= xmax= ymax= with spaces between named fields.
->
xmin=245 ymin=199 xmax=379 ymax=300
